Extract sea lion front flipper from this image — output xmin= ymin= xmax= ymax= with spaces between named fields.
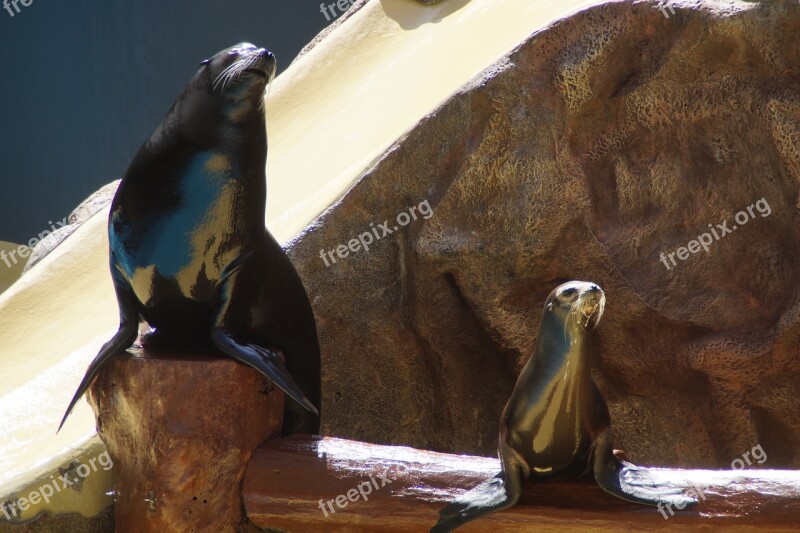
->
xmin=210 ymin=328 xmax=318 ymax=414
xmin=210 ymin=262 xmax=318 ymax=415
xmin=592 ymin=427 xmax=696 ymax=508
xmin=58 ymin=275 xmax=139 ymax=432
xmin=431 ymin=444 xmax=525 ymax=532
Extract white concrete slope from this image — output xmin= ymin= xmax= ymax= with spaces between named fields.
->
xmin=0 ymin=0 xmax=597 ymax=521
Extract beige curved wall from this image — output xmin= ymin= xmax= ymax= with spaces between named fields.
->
xmin=265 ymin=0 xmax=598 ymax=242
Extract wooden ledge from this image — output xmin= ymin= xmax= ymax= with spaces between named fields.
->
xmin=244 ymin=435 xmax=800 ymax=532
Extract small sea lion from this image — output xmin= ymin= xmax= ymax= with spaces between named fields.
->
xmin=59 ymin=43 xmax=320 ymax=435
xmin=432 ymin=281 xmax=694 ymax=531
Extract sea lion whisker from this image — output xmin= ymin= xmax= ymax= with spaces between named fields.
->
xmin=214 ymin=57 xmax=252 ymax=92
xmin=229 ymin=58 xmax=251 ymax=78
xmin=236 ymin=55 xmax=259 ymax=77
xmin=213 ymin=63 xmax=241 ymax=92
xmin=564 ymin=298 xmax=581 ymax=341
xmin=224 ymin=66 xmax=246 ymax=91
xmin=244 ymin=54 xmax=260 ymax=71
xmin=222 ymin=72 xmax=237 ymax=92
xmin=574 ymin=302 xmax=591 ymax=332
xmin=213 ymin=53 xmax=273 ymax=94
xmin=578 ymin=312 xmax=591 ymax=333
xmin=221 ymin=66 xmax=242 ymax=93
xmin=213 ymin=61 xmax=239 ymax=84
xmin=223 ymin=56 xmax=258 ymax=91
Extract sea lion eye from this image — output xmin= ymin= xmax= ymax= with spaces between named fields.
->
xmin=561 ymin=287 xmax=578 ymax=301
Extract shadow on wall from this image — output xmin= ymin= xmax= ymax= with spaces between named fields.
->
xmin=381 ymin=0 xmax=472 ymax=30
xmin=0 ymin=241 xmax=28 ymax=294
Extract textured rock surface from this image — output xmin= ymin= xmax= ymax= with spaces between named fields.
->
xmin=87 ymin=346 xmax=283 ymax=533
xmin=290 ymin=0 xmax=800 ymax=467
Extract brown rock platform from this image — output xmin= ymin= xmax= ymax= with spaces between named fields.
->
xmin=87 ymin=345 xmax=284 ymax=533
xmin=244 ymin=434 xmax=800 ymax=532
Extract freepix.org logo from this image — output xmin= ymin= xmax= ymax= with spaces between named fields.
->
xmin=658 ymin=197 xmax=771 ymax=270
xmin=2 ymin=451 xmax=114 ymax=520
xmin=318 ymin=464 xmax=409 ymax=517
xmin=3 ymin=0 xmax=33 ymax=18
xmin=319 ymin=0 xmax=356 ymax=22
xmin=1 ymin=218 xmax=68 ymax=270
xmin=319 ymin=199 xmax=433 ymax=268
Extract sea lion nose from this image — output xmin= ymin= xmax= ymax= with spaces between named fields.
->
xmin=260 ymin=49 xmax=277 ymax=72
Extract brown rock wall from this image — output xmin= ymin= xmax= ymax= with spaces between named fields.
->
xmin=290 ymin=0 xmax=800 ymax=467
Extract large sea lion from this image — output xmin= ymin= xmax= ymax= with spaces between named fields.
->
xmin=59 ymin=43 xmax=320 ymax=435
xmin=432 ymin=281 xmax=694 ymax=531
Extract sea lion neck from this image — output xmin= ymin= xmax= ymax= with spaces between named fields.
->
xmin=537 ymin=310 xmax=591 ymax=364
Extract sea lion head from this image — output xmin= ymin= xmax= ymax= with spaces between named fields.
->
xmin=203 ymin=42 xmax=276 ymax=98
xmin=545 ymin=281 xmax=605 ymax=331
xmin=169 ymin=42 xmax=277 ymax=138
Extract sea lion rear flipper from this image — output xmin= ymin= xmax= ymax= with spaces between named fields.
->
xmin=210 ymin=328 xmax=318 ymax=414
xmin=58 ymin=277 xmax=139 ymax=432
xmin=592 ymin=427 xmax=697 ymax=508
xmin=430 ymin=473 xmax=512 ymax=533
xmin=431 ymin=444 xmax=525 ymax=533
